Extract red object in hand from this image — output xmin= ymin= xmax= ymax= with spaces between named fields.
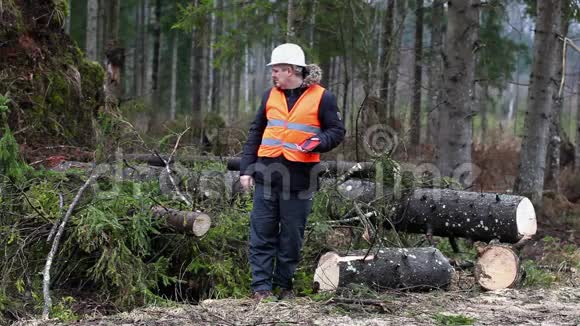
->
xmin=297 ymin=137 xmax=320 ymax=152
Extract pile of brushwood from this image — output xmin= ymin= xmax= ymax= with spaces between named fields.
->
xmin=4 ymin=125 xmax=580 ymax=324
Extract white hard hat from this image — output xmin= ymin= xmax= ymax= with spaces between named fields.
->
xmin=267 ymin=43 xmax=306 ymax=67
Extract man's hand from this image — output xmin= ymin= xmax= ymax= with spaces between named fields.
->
xmin=240 ymin=175 xmax=254 ymax=192
xmin=296 ymin=137 xmax=320 ymax=152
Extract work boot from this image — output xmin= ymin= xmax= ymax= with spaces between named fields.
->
xmin=252 ymin=290 xmax=276 ymax=302
xmin=278 ymin=288 xmax=295 ymax=300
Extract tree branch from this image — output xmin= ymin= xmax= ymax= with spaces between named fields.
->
xmin=42 ymin=172 xmax=98 ymax=319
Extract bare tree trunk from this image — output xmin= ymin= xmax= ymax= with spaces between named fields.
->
xmin=64 ymin=0 xmax=72 ymax=34
xmin=342 ymin=56 xmax=350 ymax=131
xmin=514 ymin=0 xmax=562 ymax=206
xmin=190 ymin=12 xmax=202 ymax=115
xmin=191 ymin=0 xmax=204 ymax=139
xmin=244 ymin=45 xmax=250 ymax=112
xmin=125 ymin=7 xmax=135 ymax=99
xmin=409 ymin=0 xmax=424 ymax=148
xmin=388 ymin=0 xmax=407 ymax=123
xmin=152 ymin=0 xmax=161 ymax=93
xmin=232 ymin=64 xmax=241 ymax=116
xmin=576 ymin=79 xmax=580 ymax=172
xmin=511 ymin=75 xmax=520 ymax=135
xmin=206 ymin=0 xmax=217 ymax=112
xmin=170 ymin=34 xmax=179 ymax=121
xmin=512 ymin=42 xmax=522 ymax=136
xmin=231 ymin=2 xmax=241 ymax=118
xmin=225 ymin=67 xmax=232 ymax=121
xmin=143 ymin=0 xmax=153 ymax=103
xmin=545 ymin=17 xmax=568 ymax=193
xmin=86 ymin=0 xmax=98 ymax=61
xmin=480 ymin=82 xmax=489 ymax=145
xmin=308 ymin=0 xmax=317 ymax=48
xmin=105 ymin=0 xmax=120 ymax=43
xmin=202 ymin=32 xmax=210 ymax=113
xmin=333 ymin=56 xmax=340 ymax=102
xmin=135 ymin=0 xmax=145 ymax=97
xmin=546 ymin=105 xmax=562 ymax=193
xmin=379 ymin=0 xmax=395 ymax=124
xmin=104 ymin=0 xmax=122 ymax=101
xmin=437 ymin=0 xmax=479 ymax=182
xmin=287 ymin=0 xmax=296 ymax=42
xmin=374 ymin=3 xmax=384 ymax=77
xmin=329 ymin=56 xmax=335 ymax=93
xmin=97 ymin=0 xmax=106 ymax=63
xmin=212 ymin=0 xmax=222 ymax=114
xmin=426 ymin=0 xmax=444 ymax=146
xmin=510 ymin=2 xmax=525 ymax=135
xmin=255 ymin=44 xmax=266 ymax=103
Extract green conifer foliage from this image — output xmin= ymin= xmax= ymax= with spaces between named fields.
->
xmin=0 ymin=95 xmax=29 ymax=182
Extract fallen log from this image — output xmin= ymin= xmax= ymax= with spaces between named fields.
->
xmin=313 ymin=248 xmax=454 ymax=292
xmin=322 ymin=178 xmax=381 ymax=202
xmin=123 ymin=154 xmax=235 ymax=167
xmin=50 ymin=162 xmax=538 ymax=244
xmin=188 ymin=170 xmax=242 ymax=200
xmin=395 ymin=188 xmax=537 ymax=243
xmin=474 ymin=244 xmax=521 ymax=290
xmin=226 ymin=158 xmax=375 ymax=178
xmin=150 ymin=206 xmax=211 ymax=236
xmin=50 ymin=161 xmax=243 ymax=200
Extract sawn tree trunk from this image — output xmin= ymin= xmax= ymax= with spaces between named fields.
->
xmin=314 ymin=248 xmax=454 ymax=292
xmin=151 ymin=206 xmax=211 ymax=236
xmin=395 ymin=188 xmax=537 ymax=243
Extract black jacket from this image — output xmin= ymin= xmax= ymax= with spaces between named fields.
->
xmin=239 ymin=86 xmax=345 ymax=192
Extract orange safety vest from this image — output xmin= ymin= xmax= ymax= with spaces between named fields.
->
xmin=257 ymin=84 xmax=325 ymax=162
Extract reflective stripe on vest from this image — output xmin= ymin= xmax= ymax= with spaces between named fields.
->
xmin=261 ymin=138 xmax=305 ymax=150
xmin=266 ymin=119 xmax=321 ymax=134
xmin=257 ymin=84 xmax=325 ymax=163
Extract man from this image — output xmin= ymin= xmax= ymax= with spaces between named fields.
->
xmin=239 ymin=43 xmax=345 ymax=301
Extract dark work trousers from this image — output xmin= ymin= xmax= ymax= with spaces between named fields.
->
xmin=249 ymin=183 xmax=314 ymax=292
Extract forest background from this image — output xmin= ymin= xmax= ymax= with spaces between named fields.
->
xmin=0 ymin=0 xmax=579 ymax=323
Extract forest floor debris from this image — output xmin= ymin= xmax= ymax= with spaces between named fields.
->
xmin=17 ymin=284 xmax=579 ymax=325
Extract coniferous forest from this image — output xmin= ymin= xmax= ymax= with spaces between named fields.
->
xmin=0 ymin=0 xmax=579 ymax=324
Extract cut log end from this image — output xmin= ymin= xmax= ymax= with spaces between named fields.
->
xmin=516 ymin=198 xmax=537 ymax=238
xmin=192 ymin=213 xmax=211 ymax=237
xmin=475 ymin=245 xmax=520 ymax=290
xmin=313 ymin=252 xmax=376 ymax=291
xmin=151 ymin=206 xmax=212 ymax=237
xmin=313 ymin=252 xmax=340 ymax=292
